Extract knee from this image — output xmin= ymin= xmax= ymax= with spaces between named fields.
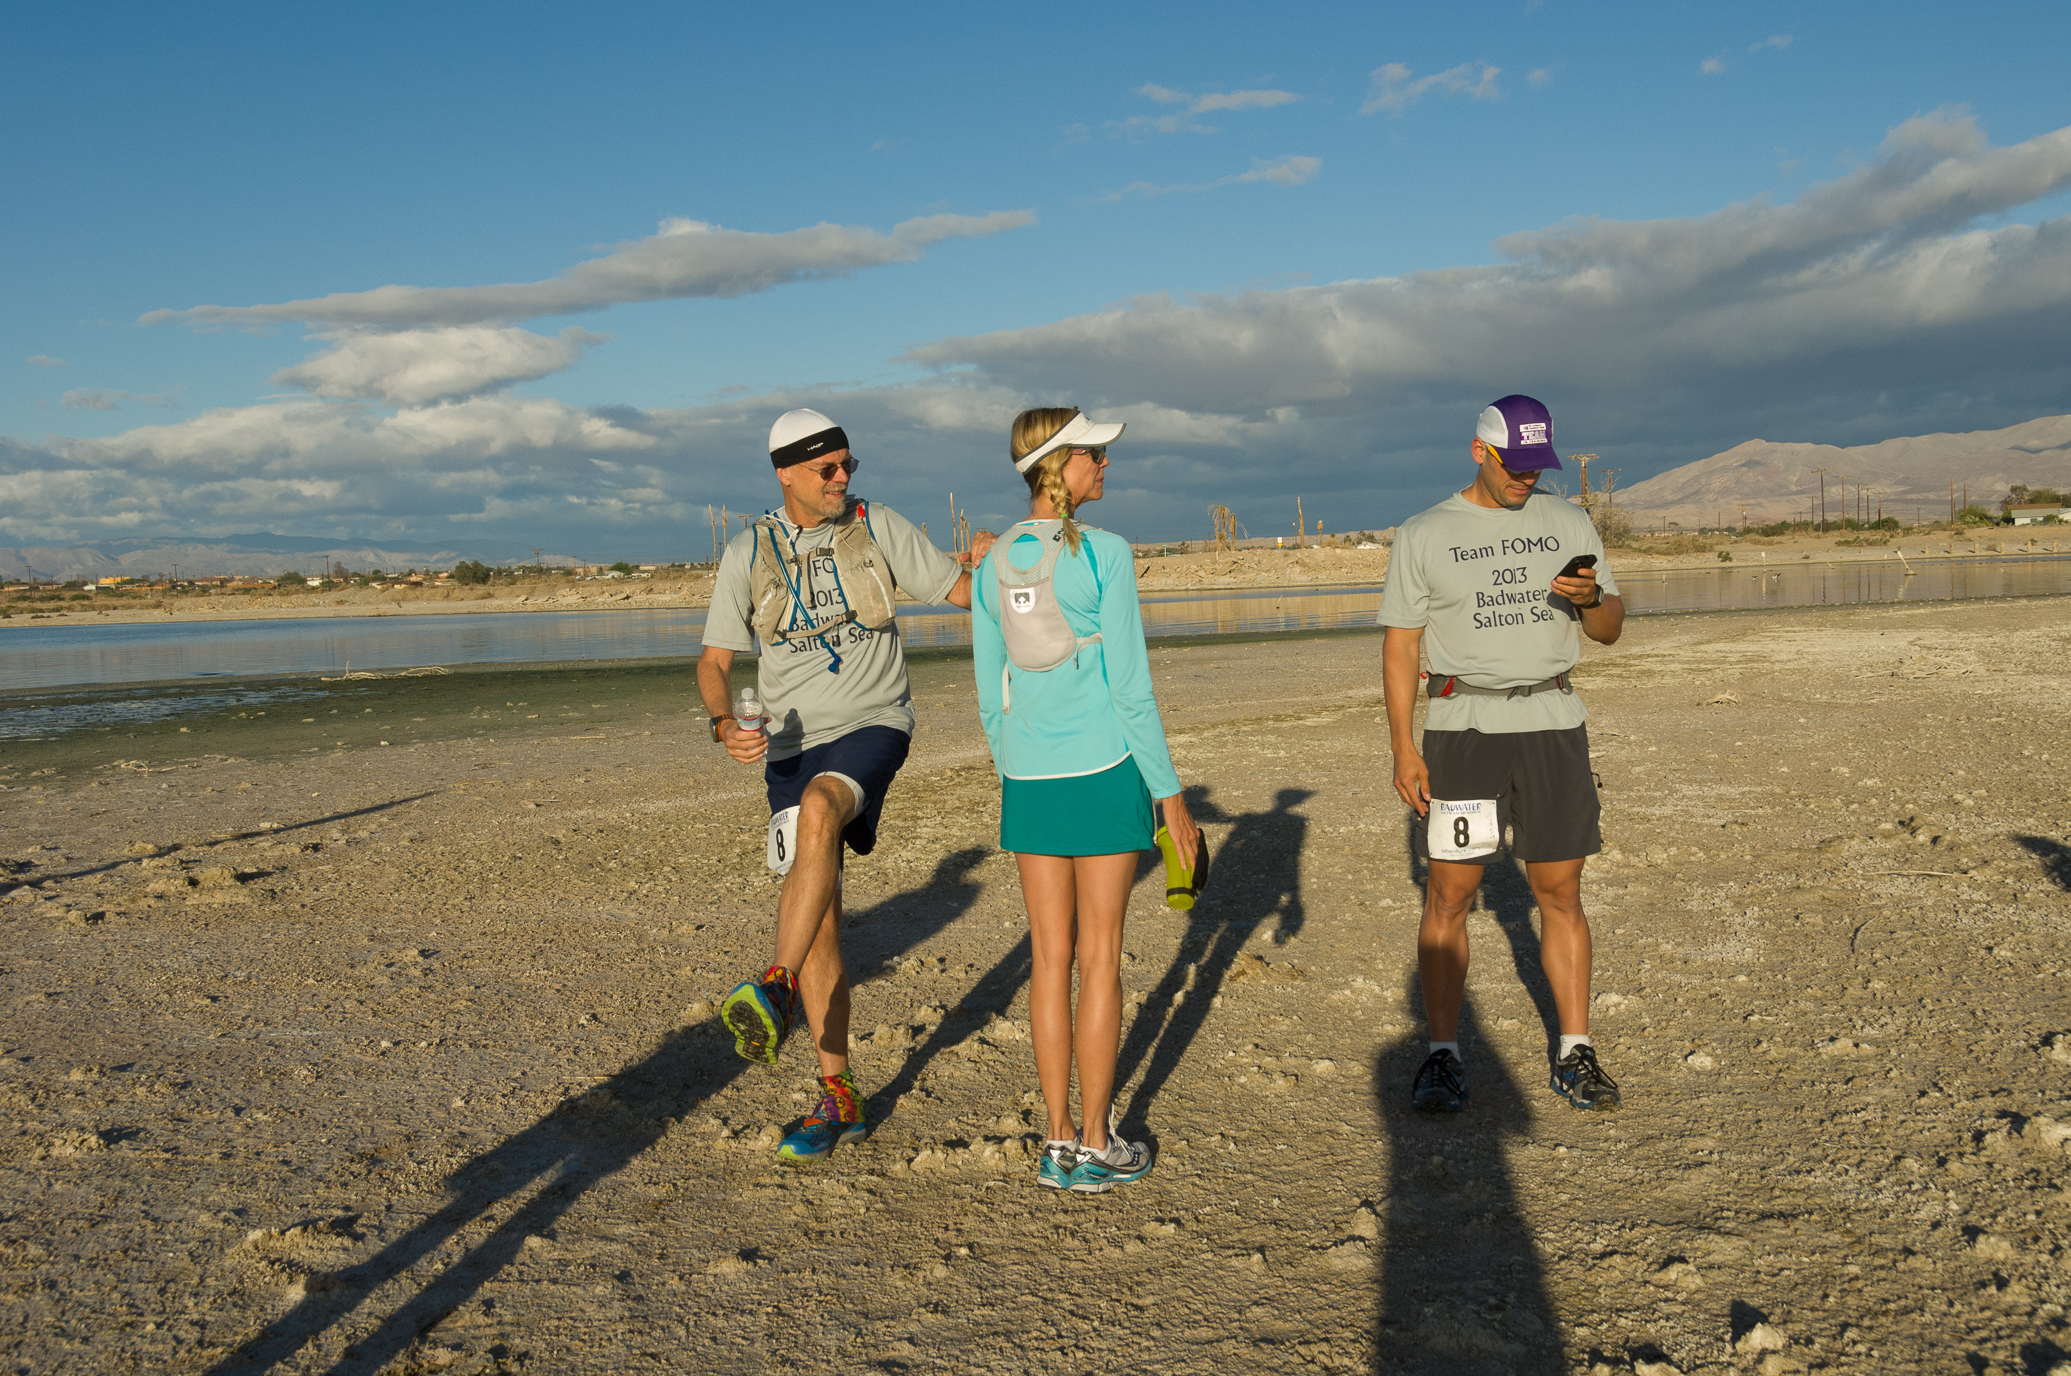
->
xmin=797 ymin=781 xmax=851 ymax=835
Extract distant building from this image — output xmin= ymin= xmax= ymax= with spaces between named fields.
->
xmin=2009 ymin=504 xmax=2069 ymax=525
xmin=96 ymin=576 xmax=137 ymax=587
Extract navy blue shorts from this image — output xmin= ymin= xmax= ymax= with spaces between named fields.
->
xmin=765 ymin=725 xmax=912 ymax=857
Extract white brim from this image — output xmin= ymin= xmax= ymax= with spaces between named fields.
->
xmin=1013 ymin=413 xmax=1126 ymax=473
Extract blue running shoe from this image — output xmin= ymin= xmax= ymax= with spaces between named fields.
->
xmin=1037 ymin=1139 xmax=1081 ymax=1190
xmin=778 ymin=1071 xmax=868 ymax=1162
xmin=722 ymin=965 xmax=798 ymax=1065
xmin=1551 ymin=1044 xmax=1621 ymax=1110
xmin=1066 ymin=1131 xmax=1152 ymax=1194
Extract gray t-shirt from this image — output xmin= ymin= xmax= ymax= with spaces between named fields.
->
xmin=1378 ymin=491 xmax=1620 ymax=734
xmin=702 ymin=500 xmax=961 ymax=758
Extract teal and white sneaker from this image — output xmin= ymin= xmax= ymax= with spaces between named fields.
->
xmin=721 ymin=965 xmax=798 ymax=1066
xmin=1037 ymin=1139 xmax=1081 ymax=1190
xmin=1066 ymin=1131 xmax=1153 ymax=1194
xmin=778 ymin=1070 xmax=868 ymax=1162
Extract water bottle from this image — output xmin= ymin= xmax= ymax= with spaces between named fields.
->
xmin=733 ymin=687 xmax=767 ymax=738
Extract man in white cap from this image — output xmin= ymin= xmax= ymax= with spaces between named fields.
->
xmin=1378 ymin=394 xmax=1628 ymax=1115
xmin=698 ymin=408 xmax=992 ymax=1162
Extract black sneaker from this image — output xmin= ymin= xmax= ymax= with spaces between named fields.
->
xmin=1551 ymin=1044 xmax=1622 ymax=1110
xmin=1410 ymin=1049 xmax=1467 ymax=1112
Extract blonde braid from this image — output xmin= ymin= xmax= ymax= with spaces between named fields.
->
xmin=1009 ymin=407 xmax=1084 ymax=554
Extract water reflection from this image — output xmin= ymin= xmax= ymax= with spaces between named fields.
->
xmin=2 ymin=556 xmax=2066 ymax=692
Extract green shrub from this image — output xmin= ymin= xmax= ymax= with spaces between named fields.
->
xmin=452 ymin=560 xmax=493 ymax=585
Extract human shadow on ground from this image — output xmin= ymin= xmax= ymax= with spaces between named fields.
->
xmin=1112 ymin=785 xmax=1309 ymax=1139
xmin=1369 ymin=817 xmax=1562 ymax=1374
xmin=21 ymin=792 xmax=442 ymax=889
xmin=2015 ymin=835 xmax=2071 ymax=891
xmin=204 ymin=846 xmax=992 ymax=1376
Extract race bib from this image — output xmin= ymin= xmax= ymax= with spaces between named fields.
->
xmin=1427 ymin=798 xmax=1500 ymax=861
xmin=767 ymin=806 xmax=800 ymax=874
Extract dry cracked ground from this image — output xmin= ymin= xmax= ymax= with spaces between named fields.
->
xmin=1 ymin=598 xmax=2069 ymax=1376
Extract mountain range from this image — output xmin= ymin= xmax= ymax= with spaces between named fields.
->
xmin=1610 ymin=413 xmax=2071 ymax=528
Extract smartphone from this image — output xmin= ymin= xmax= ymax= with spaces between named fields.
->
xmin=1555 ymin=554 xmax=1597 ymax=580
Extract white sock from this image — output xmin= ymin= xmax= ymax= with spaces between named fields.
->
xmin=1559 ymin=1034 xmax=1593 ymax=1059
xmin=1429 ymin=1040 xmax=1461 ymax=1062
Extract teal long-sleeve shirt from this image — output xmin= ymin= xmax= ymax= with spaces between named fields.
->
xmin=972 ymin=521 xmax=1183 ymax=798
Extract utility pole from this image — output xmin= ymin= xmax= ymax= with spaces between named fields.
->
xmin=1813 ymin=468 xmax=1829 ymax=533
xmin=1295 ymin=497 xmax=1306 ymax=548
xmin=533 ymin=548 xmax=543 ymax=575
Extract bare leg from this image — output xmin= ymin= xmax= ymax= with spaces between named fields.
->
xmin=796 ymin=885 xmax=850 ymax=1079
xmin=1017 ymin=851 xmax=1138 ymax=1147
xmin=1018 ymin=853 xmax=1081 ymax=1144
xmin=1525 ymin=858 xmax=1592 ymax=1036
xmin=1417 ymin=858 xmax=1485 ymax=1042
xmin=772 ymin=777 xmax=855 ymax=974
xmin=1065 ymin=852 xmax=1137 ymax=1150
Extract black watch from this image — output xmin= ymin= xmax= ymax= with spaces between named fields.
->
xmin=710 ymin=715 xmax=735 ymax=742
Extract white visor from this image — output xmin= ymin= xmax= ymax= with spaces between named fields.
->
xmin=1013 ymin=411 xmax=1126 ymax=473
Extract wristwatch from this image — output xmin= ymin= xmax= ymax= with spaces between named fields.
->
xmin=710 ymin=714 xmax=735 ymax=742
xmin=1574 ymin=590 xmax=1604 ymax=611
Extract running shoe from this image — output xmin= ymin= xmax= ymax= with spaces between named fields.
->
xmin=1037 ymin=1139 xmax=1082 ymax=1190
xmin=778 ymin=1070 xmax=868 ymax=1162
xmin=1551 ymin=1044 xmax=1622 ymax=1110
xmin=1066 ymin=1131 xmax=1153 ymax=1193
xmin=721 ymin=965 xmax=799 ymax=1065
xmin=1410 ymin=1049 xmax=1467 ymax=1112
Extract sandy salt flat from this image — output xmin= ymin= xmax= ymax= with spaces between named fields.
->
xmin=1 ymin=599 xmax=2069 ymax=1375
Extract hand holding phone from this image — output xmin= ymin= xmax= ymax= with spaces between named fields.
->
xmin=1552 ymin=553 xmax=1598 ymax=619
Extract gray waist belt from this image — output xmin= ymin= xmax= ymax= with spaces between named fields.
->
xmin=1427 ymin=671 xmax=1573 ymax=700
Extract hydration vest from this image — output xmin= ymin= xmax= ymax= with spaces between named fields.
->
xmin=749 ymin=499 xmax=897 ymax=672
xmin=994 ymin=521 xmax=1102 ymax=711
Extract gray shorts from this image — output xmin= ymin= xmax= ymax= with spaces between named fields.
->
xmin=1422 ymin=726 xmax=1601 ymax=864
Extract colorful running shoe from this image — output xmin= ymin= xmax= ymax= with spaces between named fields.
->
xmin=778 ymin=1070 xmax=869 ymax=1161
xmin=1551 ymin=1044 xmax=1622 ymax=1110
xmin=1410 ymin=1049 xmax=1467 ymax=1112
xmin=1037 ymin=1139 xmax=1082 ymax=1190
xmin=721 ymin=964 xmax=799 ymax=1065
xmin=1066 ymin=1131 xmax=1153 ymax=1193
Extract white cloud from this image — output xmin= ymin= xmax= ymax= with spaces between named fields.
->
xmin=1527 ymin=67 xmax=1557 ymax=91
xmin=12 ymin=113 xmax=2071 ymax=551
xmin=1110 ymin=83 xmax=1299 ymax=136
xmin=1360 ymin=61 xmax=1500 ymax=116
xmin=27 ymin=355 xmax=66 ymax=367
xmin=61 ymin=388 xmax=179 ymax=411
xmin=1700 ymin=53 xmax=1728 ymax=75
xmin=1750 ymin=34 xmax=1794 ymax=52
xmin=1104 ymin=155 xmax=1321 ymax=201
xmin=272 ymin=326 xmax=608 ymax=406
xmin=142 ymin=211 xmax=1035 ymax=330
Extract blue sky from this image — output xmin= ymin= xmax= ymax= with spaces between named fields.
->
xmin=6 ymin=1 xmax=2071 ymax=557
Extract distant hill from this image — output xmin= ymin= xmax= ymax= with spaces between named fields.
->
xmin=1614 ymin=414 xmax=2071 ymax=528
xmin=0 ymin=534 xmax=584 ymax=583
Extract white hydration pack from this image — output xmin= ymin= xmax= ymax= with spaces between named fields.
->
xmin=994 ymin=522 xmax=1102 ymax=712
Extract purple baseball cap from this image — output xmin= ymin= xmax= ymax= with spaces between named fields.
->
xmin=1475 ymin=394 xmax=1562 ymax=472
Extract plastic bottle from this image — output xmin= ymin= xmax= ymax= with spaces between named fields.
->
xmin=733 ymin=687 xmax=766 ymax=737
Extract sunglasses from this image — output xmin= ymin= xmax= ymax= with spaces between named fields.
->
xmin=1069 ymin=446 xmax=1109 ymax=465
xmin=801 ymin=457 xmax=860 ymax=481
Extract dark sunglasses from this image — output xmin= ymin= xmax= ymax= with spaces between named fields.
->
xmin=1069 ymin=446 xmax=1108 ymax=465
xmin=801 ymin=457 xmax=860 ymax=480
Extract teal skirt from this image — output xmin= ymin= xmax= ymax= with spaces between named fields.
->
xmin=1000 ymin=756 xmax=1157 ymax=857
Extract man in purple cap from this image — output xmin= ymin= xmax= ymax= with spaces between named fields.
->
xmin=1377 ymin=394 xmax=1627 ymax=1114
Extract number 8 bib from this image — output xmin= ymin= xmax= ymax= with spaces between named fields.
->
xmin=1427 ymin=798 xmax=1500 ymax=861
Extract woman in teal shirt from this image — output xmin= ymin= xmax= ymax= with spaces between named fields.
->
xmin=972 ymin=406 xmax=1203 ymax=1194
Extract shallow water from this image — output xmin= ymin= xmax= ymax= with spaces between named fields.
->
xmin=1 ymin=554 xmax=2066 ymax=699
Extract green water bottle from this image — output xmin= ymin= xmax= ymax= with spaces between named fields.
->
xmin=1154 ymin=824 xmax=1203 ymax=910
